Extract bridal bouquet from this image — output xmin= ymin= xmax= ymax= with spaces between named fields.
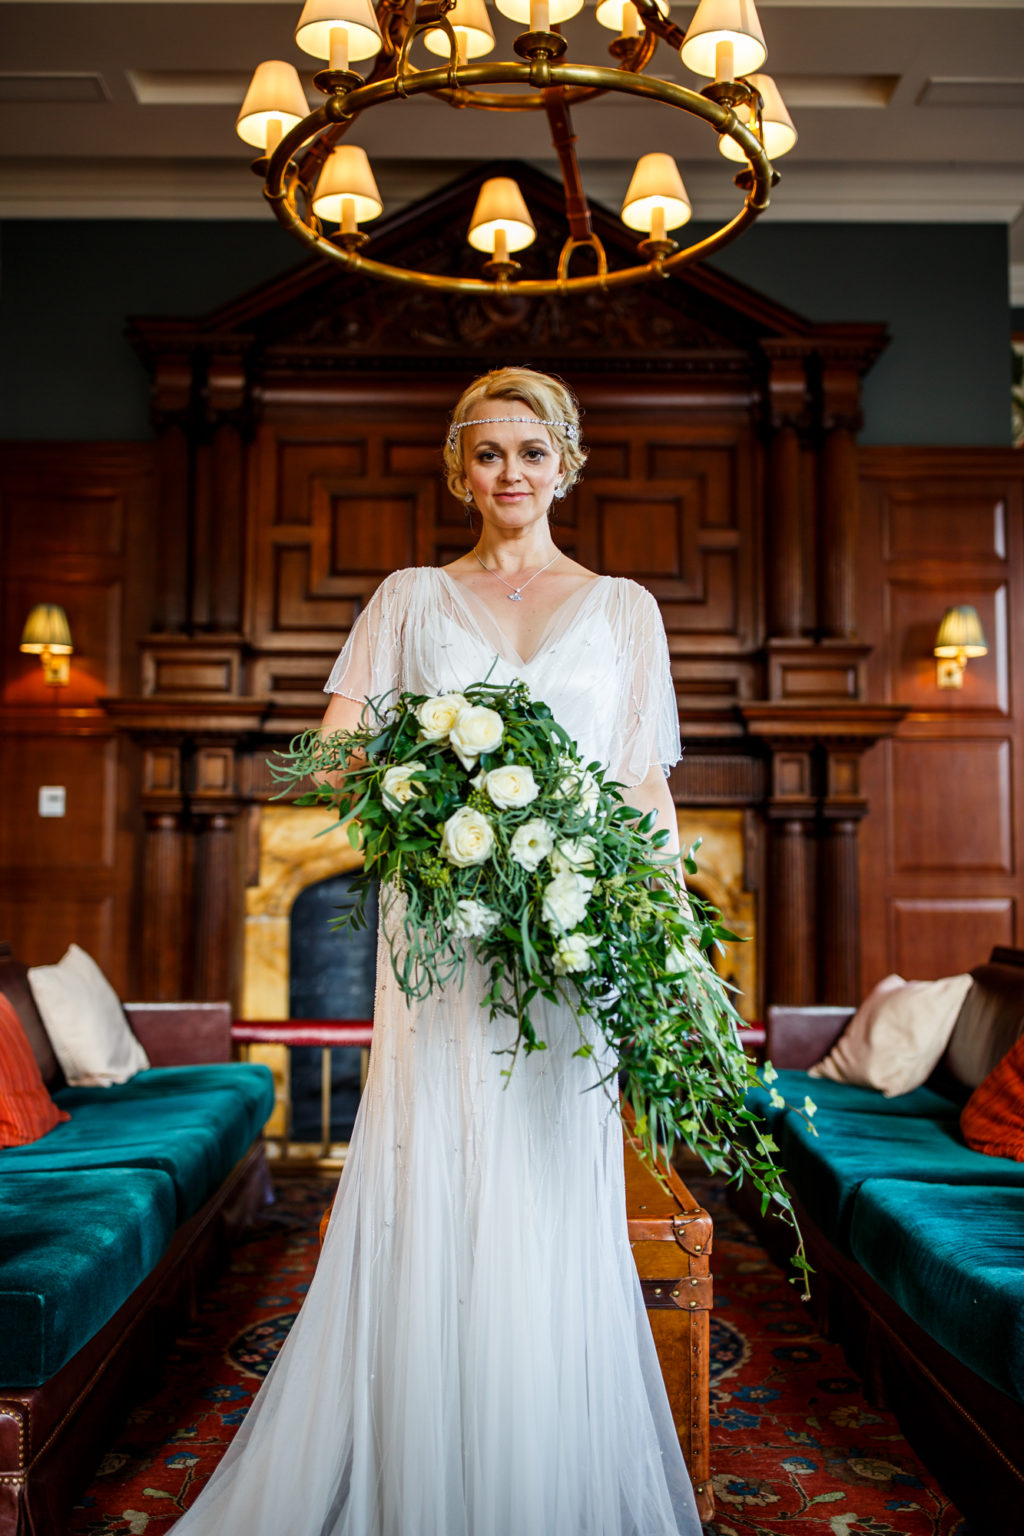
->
xmin=271 ymin=680 xmax=811 ymax=1284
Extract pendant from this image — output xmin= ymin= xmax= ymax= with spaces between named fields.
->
xmin=508 ymin=591 xmax=523 ymax=601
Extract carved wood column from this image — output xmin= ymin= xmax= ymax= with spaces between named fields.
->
xmin=151 ymin=357 xmax=194 ymax=635
xmin=763 ymin=348 xmax=810 ymax=641
xmin=765 ymin=747 xmax=816 ymax=1005
xmin=818 ymin=746 xmax=868 ymax=1005
xmin=742 ymin=706 xmax=906 ymax=1008
xmin=139 ymin=744 xmax=191 ymax=999
xmin=191 ymin=744 xmax=244 ymax=1001
xmin=192 ymin=353 xmax=248 ymax=635
xmin=818 ymin=360 xmax=863 ymax=641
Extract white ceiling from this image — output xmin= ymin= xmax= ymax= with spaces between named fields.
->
xmin=2 ymin=0 xmax=1023 ymax=298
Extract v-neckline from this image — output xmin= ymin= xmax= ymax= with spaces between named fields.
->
xmin=435 ymin=567 xmax=610 ymax=668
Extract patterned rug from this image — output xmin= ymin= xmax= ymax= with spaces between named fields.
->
xmin=70 ymin=1176 xmax=968 ymax=1536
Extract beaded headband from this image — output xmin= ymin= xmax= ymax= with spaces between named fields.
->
xmin=447 ymin=417 xmax=579 ymax=454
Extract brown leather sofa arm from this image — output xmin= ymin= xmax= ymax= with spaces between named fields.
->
xmin=123 ymin=1002 xmax=232 ymax=1065
xmin=766 ymin=1006 xmax=854 ymax=1070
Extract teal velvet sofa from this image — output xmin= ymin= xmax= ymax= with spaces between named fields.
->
xmin=739 ymin=947 xmax=1024 ymax=1533
xmin=0 ymin=945 xmax=276 ymax=1536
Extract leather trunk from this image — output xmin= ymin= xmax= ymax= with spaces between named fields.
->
xmin=622 ymin=1108 xmax=714 ymax=1525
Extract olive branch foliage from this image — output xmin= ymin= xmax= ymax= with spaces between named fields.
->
xmin=270 ymin=679 xmax=810 ymax=1290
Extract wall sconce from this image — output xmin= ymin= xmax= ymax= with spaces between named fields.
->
xmin=20 ymin=604 xmax=74 ymax=686
xmin=934 ymin=605 xmax=987 ymax=690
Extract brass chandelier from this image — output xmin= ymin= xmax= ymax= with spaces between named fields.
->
xmin=236 ymin=0 xmax=796 ymax=295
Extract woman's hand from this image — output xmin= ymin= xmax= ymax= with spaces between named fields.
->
xmin=315 ymin=693 xmax=370 ymax=790
xmin=623 ymin=765 xmax=693 ymax=920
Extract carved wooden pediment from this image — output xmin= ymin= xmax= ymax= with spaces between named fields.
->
xmin=131 ymin=160 xmax=884 ymax=385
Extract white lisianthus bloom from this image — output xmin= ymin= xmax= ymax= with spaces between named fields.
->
xmin=553 ymin=762 xmax=600 ymax=817
xmin=449 ymin=705 xmax=504 ymax=770
xmin=541 ymin=869 xmax=594 ymax=933
xmin=550 ymin=837 xmax=597 ymax=876
xmin=509 ymin=818 xmax=555 ymax=871
xmin=381 ymin=761 xmax=427 ymax=813
xmin=416 ymin=692 xmax=469 ymax=743
xmin=552 ymin=930 xmax=600 ymax=976
xmin=446 ymin=898 xmax=500 ymax=940
xmin=440 ymin=805 xmax=495 ymax=867
xmin=481 ymin=764 xmax=539 ymax=810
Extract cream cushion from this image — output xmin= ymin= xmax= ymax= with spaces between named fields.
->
xmin=809 ymin=971 xmax=973 ymax=1098
xmin=28 ymin=944 xmax=150 ymax=1087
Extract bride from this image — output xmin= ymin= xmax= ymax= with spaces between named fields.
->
xmin=172 ymin=366 xmax=703 ymax=1535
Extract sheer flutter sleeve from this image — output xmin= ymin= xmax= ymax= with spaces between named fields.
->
xmin=323 ymin=569 xmax=407 ymax=705
xmin=614 ymin=583 xmax=681 ymax=787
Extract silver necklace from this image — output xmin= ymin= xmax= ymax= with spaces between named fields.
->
xmin=473 ymin=548 xmax=562 ymax=601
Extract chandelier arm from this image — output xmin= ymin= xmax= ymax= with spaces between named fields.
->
xmin=543 ymin=89 xmax=591 ymax=240
xmin=629 ymin=0 xmax=687 ymax=54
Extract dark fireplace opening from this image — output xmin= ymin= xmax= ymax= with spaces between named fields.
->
xmin=288 ymin=872 xmax=379 ymax=1141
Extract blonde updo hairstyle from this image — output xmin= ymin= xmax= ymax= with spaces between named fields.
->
xmin=444 ymin=366 xmax=588 ymax=504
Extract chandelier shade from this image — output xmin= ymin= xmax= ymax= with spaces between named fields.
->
xmin=679 ymin=0 xmax=768 ymax=80
xmin=621 ymin=152 xmax=691 ymax=233
xmin=493 ymin=0 xmax=584 ymax=26
xmin=594 ymin=0 xmax=667 ymax=32
xmin=718 ymin=73 xmax=796 ymax=160
xmin=423 ymin=0 xmax=495 ymax=59
xmin=467 ymin=177 xmax=536 ymax=254
xmin=295 ymin=0 xmax=383 ymax=63
xmin=311 ymin=144 xmax=383 ymax=224
xmin=235 ymin=60 xmax=309 ymax=149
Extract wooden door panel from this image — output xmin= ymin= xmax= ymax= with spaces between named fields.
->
xmin=889 ymin=738 xmax=1013 ymax=876
xmin=891 ymin=897 xmax=1015 ymax=979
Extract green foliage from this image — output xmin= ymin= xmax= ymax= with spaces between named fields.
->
xmin=270 ymin=680 xmax=810 ymax=1292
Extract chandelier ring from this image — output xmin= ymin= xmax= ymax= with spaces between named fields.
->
xmin=264 ymin=62 xmax=774 ymax=297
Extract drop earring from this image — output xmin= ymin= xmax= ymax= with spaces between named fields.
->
xmin=464 ymin=489 xmax=474 ymax=525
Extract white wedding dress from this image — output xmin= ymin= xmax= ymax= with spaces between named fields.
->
xmin=172 ymin=567 xmax=702 ymax=1536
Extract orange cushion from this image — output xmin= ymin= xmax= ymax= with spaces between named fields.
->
xmin=0 ymin=993 xmax=69 ymax=1147
xmin=961 ymin=1032 xmax=1024 ymax=1161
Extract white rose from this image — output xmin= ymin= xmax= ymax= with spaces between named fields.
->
xmin=481 ymin=764 xmax=539 ymax=810
xmin=509 ymin=818 xmax=555 ymax=871
xmin=381 ymin=761 xmax=427 ymax=813
xmin=665 ymin=945 xmax=690 ymax=975
xmin=416 ymin=692 xmax=469 ymax=743
xmin=440 ymin=805 xmax=495 ymax=867
xmin=541 ymin=870 xmax=594 ymax=933
xmin=449 ymin=705 xmax=504 ymax=770
xmin=550 ymin=837 xmax=597 ymax=876
xmin=553 ymin=931 xmax=600 ymax=976
xmin=447 ymin=898 xmax=500 ymax=940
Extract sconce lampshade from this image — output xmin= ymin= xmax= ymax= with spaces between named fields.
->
xmin=494 ymin=0 xmax=583 ymax=26
xmin=935 ymin=605 xmax=988 ymax=659
xmin=594 ymin=0 xmax=667 ymax=32
xmin=718 ymin=72 xmax=797 ymax=161
xmin=235 ymin=60 xmax=310 ymax=149
xmin=680 ymin=0 xmax=767 ymax=80
xmin=20 ymin=604 xmax=73 ymax=656
xmin=424 ymin=0 xmax=495 ymax=57
xmin=295 ymin=0 xmax=383 ymax=62
xmin=620 ymin=152 xmax=692 ymax=232
xmin=468 ymin=177 xmax=536 ymax=253
xmin=311 ymin=145 xmax=383 ymax=225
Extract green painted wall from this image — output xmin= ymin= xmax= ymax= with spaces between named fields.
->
xmin=0 ymin=218 xmax=1010 ymax=446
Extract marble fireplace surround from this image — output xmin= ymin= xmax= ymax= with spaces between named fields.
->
xmin=241 ymin=805 xmax=757 ymax=1139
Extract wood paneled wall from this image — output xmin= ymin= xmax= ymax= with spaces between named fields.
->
xmin=0 ymin=446 xmax=155 ymax=994
xmin=857 ymin=448 xmax=1024 ymax=984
